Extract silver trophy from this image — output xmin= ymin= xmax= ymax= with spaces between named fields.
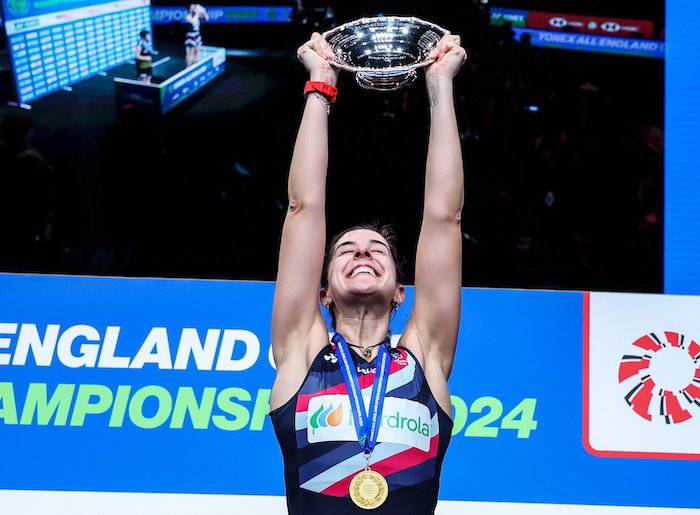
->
xmin=322 ymin=16 xmax=449 ymax=91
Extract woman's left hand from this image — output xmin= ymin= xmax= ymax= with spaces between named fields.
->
xmin=425 ymin=35 xmax=467 ymax=81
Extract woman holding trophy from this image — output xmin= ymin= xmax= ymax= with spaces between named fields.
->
xmin=185 ymin=3 xmax=208 ymax=66
xmin=270 ymin=24 xmax=467 ymax=514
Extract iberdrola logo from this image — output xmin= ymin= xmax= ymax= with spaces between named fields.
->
xmin=310 ymin=403 xmax=343 ymax=432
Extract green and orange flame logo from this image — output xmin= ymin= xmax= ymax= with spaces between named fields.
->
xmin=310 ymin=403 xmax=343 ymax=431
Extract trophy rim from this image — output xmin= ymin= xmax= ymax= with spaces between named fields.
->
xmin=322 ymin=16 xmax=450 ymax=74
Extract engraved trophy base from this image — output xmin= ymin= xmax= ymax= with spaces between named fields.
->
xmin=356 ymin=69 xmax=417 ymax=91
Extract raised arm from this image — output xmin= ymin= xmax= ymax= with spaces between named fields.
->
xmin=408 ymin=36 xmax=467 ymax=380
xmin=271 ymin=33 xmax=338 ymax=370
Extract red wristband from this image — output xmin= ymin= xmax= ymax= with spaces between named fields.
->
xmin=304 ymin=81 xmax=338 ymax=103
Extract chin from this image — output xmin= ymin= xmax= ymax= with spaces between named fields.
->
xmin=342 ymin=283 xmax=371 ymax=295
xmin=348 ymin=283 xmax=394 ymax=303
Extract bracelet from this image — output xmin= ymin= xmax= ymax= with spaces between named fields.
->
xmin=306 ymin=91 xmax=331 ymax=115
xmin=304 ymin=81 xmax=338 ymax=103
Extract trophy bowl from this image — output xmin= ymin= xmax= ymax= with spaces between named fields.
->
xmin=322 ymin=16 xmax=449 ymax=91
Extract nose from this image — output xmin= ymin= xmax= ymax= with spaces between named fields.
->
xmin=354 ymin=247 xmax=371 ymax=259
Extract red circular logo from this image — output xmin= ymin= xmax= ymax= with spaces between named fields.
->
xmin=618 ymin=331 xmax=700 ymax=424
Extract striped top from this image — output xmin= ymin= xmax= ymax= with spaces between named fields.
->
xmin=187 ymin=15 xmax=201 ymax=35
xmin=270 ymin=342 xmax=452 ymax=514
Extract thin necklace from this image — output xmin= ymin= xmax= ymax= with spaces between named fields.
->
xmin=347 ymin=339 xmax=389 ymax=359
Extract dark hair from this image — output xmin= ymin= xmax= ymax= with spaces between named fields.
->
xmin=321 ymin=221 xmax=405 ymax=329
xmin=140 ymin=30 xmax=150 ymax=38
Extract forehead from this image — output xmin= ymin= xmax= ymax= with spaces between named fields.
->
xmin=335 ymin=229 xmax=388 ymax=249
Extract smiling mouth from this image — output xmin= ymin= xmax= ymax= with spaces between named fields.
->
xmin=348 ymin=265 xmax=378 ymax=278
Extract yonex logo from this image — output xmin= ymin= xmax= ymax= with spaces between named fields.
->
xmin=309 ymin=403 xmax=343 ymax=430
xmin=549 ymin=17 xmax=567 ymax=28
xmin=618 ymin=331 xmax=700 ymax=425
xmin=601 ymin=21 xmax=621 ymax=33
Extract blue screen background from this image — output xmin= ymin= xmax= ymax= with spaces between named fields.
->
xmin=2 ymin=0 xmax=115 ymax=22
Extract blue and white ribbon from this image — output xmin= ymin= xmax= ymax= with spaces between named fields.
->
xmin=331 ymin=332 xmax=391 ymax=454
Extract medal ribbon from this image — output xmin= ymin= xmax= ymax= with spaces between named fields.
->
xmin=331 ymin=332 xmax=391 ymax=455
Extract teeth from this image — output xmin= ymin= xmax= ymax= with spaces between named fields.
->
xmin=350 ymin=266 xmax=376 ymax=277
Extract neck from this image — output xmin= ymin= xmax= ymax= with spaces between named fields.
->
xmin=334 ymin=308 xmax=390 ymax=360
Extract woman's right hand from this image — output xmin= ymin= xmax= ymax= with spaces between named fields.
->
xmin=297 ymin=32 xmax=338 ymax=86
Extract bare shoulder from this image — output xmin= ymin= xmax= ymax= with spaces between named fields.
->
xmin=398 ymin=317 xmax=453 ymax=417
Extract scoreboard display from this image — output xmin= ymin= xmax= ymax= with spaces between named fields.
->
xmin=1 ymin=0 xmax=151 ymax=103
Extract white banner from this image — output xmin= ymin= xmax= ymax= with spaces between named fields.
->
xmin=585 ymin=292 xmax=700 ymax=459
xmin=0 ymin=491 xmax=697 ymax=515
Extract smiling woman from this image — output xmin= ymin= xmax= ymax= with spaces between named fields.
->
xmin=269 ymin=31 xmax=467 ymax=515
xmin=319 ymin=222 xmax=406 ymax=331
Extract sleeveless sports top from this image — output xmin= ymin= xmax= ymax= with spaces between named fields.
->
xmin=185 ymin=15 xmax=201 ymax=48
xmin=270 ymin=342 xmax=452 ymax=515
xmin=187 ymin=15 xmax=200 ymax=35
xmin=136 ymin=38 xmax=154 ymax=70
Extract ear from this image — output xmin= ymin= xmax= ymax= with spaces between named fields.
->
xmin=319 ymin=287 xmax=333 ymax=308
xmin=393 ymin=284 xmax=406 ymax=307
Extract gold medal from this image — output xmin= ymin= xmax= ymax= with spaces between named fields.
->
xmin=349 ymin=469 xmax=388 ymax=510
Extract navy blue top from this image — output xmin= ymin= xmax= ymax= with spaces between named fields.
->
xmin=270 ymin=343 xmax=452 ymax=514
